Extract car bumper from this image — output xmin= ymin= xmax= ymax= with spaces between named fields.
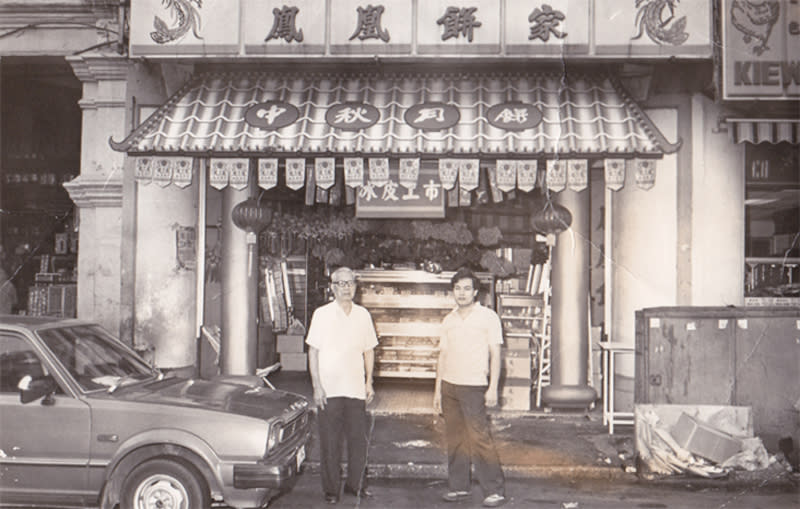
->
xmin=232 ymin=432 xmax=310 ymax=490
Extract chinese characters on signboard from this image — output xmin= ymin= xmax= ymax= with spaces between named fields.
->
xmin=130 ymin=0 xmax=711 ymax=58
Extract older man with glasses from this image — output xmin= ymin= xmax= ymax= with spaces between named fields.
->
xmin=306 ymin=266 xmax=378 ymax=504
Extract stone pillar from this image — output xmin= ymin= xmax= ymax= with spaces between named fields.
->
xmin=541 ymin=189 xmax=597 ymax=408
xmin=220 ymin=187 xmax=257 ymax=375
xmin=63 ymin=55 xmax=128 ymax=335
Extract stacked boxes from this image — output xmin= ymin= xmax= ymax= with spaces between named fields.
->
xmin=277 ymin=334 xmax=307 ymax=371
xmin=497 ymin=294 xmax=542 ymax=411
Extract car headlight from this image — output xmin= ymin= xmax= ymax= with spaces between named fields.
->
xmin=266 ymin=421 xmax=282 ymax=453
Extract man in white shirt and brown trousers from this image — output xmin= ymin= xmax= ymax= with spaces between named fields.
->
xmin=307 ymin=266 xmax=378 ymax=505
xmin=434 ymin=267 xmax=507 ymax=508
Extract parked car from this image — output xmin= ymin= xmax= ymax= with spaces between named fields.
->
xmin=0 ymin=316 xmax=311 ymax=508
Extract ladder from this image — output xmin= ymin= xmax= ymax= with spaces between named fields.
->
xmin=535 ymin=259 xmax=552 ymax=408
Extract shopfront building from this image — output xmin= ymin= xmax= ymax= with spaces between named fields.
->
xmin=45 ymin=0 xmax=764 ymax=412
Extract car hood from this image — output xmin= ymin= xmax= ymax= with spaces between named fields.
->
xmin=94 ymin=377 xmax=308 ymax=421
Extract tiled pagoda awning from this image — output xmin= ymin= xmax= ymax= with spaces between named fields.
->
xmin=110 ymin=71 xmax=680 ymax=157
xmin=726 ymin=118 xmax=800 ymax=145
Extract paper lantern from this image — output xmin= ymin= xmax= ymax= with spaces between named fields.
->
xmin=531 ymin=201 xmax=572 ymax=235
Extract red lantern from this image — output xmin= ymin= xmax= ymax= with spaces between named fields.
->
xmin=232 ymin=199 xmax=273 ymax=275
xmin=531 ymin=201 xmax=572 ymax=235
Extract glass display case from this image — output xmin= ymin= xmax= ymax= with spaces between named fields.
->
xmin=355 ymin=269 xmax=494 ymax=379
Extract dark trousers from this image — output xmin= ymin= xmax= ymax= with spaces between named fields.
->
xmin=441 ymin=381 xmax=505 ymax=496
xmin=316 ymin=396 xmax=369 ymax=496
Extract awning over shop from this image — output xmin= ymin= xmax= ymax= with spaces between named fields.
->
xmin=110 ymin=71 xmax=680 ymax=157
xmin=726 ymin=118 xmax=800 ymax=145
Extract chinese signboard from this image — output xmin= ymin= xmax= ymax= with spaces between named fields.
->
xmin=356 ymin=164 xmax=446 ymax=218
xmin=130 ymin=0 xmax=712 ymax=59
xmin=722 ymin=0 xmax=800 ymax=100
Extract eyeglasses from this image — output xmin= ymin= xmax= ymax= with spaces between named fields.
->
xmin=332 ymin=280 xmax=356 ymax=288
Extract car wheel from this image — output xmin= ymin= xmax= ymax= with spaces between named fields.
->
xmin=120 ymin=458 xmax=209 ymax=509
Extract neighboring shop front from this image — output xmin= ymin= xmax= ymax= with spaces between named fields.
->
xmin=67 ymin=0 xmax=744 ymax=412
xmin=719 ymin=0 xmax=800 ymax=307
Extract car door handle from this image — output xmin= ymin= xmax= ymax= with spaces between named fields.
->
xmin=97 ymin=434 xmax=119 ymax=442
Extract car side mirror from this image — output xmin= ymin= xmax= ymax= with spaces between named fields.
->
xmin=18 ymin=375 xmax=58 ymax=405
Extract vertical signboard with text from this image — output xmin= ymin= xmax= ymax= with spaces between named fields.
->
xmin=722 ymin=0 xmax=800 ymax=99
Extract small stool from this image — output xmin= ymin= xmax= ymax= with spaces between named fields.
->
xmin=598 ymin=341 xmax=635 ymax=434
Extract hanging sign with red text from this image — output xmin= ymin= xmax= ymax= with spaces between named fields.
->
xmin=356 ymin=165 xmax=446 ymax=218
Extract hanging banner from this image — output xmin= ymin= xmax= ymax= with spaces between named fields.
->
xmin=135 ymin=157 xmax=153 ymax=184
xmin=344 ymin=157 xmax=364 ymax=188
xmin=172 ymin=157 xmax=193 ymax=188
xmin=369 ymin=158 xmax=390 ymax=187
xmin=567 ymin=159 xmax=588 ymax=192
xmin=605 ymin=158 xmax=626 ymax=191
xmin=356 ymin=165 xmax=445 ymax=218
xmin=517 ymin=160 xmax=537 ymax=192
xmin=459 ymin=159 xmax=480 ymax=191
xmin=546 ymin=160 xmax=567 ymax=192
xmin=439 ymin=159 xmax=459 ymax=190
xmin=486 ymin=165 xmax=504 ymax=203
xmin=228 ymin=159 xmax=250 ymax=190
xmin=153 ymin=157 xmax=174 ymax=187
xmin=258 ymin=158 xmax=279 ymax=190
xmin=285 ymin=158 xmax=306 ymax=190
xmin=495 ymin=160 xmax=517 ymax=192
xmin=635 ymin=159 xmax=656 ymax=190
xmin=399 ymin=158 xmax=420 ymax=189
xmin=210 ymin=159 xmax=230 ymax=190
xmin=315 ymin=157 xmax=336 ymax=189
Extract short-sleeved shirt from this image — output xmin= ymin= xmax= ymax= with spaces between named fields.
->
xmin=305 ymin=301 xmax=378 ymax=400
xmin=439 ymin=303 xmax=504 ymax=386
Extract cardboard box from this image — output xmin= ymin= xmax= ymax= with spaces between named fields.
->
xmin=671 ymin=412 xmax=743 ymax=464
xmin=277 ymin=334 xmax=305 ymax=353
xmin=279 ymin=352 xmax=308 ymax=371
xmin=502 ymin=349 xmax=532 ymax=378
xmin=504 ymin=335 xmax=530 ymax=350
xmin=500 ymin=377 xmax=531 ymax=411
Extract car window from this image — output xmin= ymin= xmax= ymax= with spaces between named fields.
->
xmin=37 ymin=325 xmax=155 ymax=392
xmin=0 ymin=333 xmax=53 ymax=393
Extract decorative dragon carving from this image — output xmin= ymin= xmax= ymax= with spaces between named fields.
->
xmin=632 ymin=0 xmax=689 ymax=46
xmin=150 ymin=0 xmax=204 ymax=44
xmin=730 ymin=0 xmax=780 ymax=55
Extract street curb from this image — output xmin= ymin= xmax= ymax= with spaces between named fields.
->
xmin=305 ymin=461 xmax=632 ymax=481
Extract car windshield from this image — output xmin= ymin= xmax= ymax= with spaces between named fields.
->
xmin=37 ymin=324 xmax=156 ymax=392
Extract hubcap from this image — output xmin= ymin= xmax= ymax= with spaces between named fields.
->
xmin=134 ymin=474 xmax=189 ymax=509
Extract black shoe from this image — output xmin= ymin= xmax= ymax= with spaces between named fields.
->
xmin=324 ymin=494 xmax=339 ymax=504
xmin=343 ymin=486 xmax=373 ymax=498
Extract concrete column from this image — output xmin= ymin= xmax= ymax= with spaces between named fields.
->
xmin=63 ymin=55 xmax=128 ymax=335
xmin=220 ymin=187 xmax=257 ymax=375
xmin=542 ymin=189 xmax=597 ymax=408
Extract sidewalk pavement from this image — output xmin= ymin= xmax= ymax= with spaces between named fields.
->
xmin=271 ymin=372 xmax=798 ymax=490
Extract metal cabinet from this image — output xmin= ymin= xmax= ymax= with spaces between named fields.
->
xmin=354 ymin=269 xmax=494 ymax=379
xmin=635 ymin=306 xmax=800 ymax=450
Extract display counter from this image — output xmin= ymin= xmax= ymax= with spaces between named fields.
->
xmin=354 ymin=269 xmax=494 ymax=379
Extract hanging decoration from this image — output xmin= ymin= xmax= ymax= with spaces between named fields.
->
xmin=285 ymin=158 xmax=306 ymax=190
xmin=605 ymin=158 xmax=626 ymax=191
xmin=135 ymin=157 xmax=153 ymax=184
xmin=369 ymin=158 xmax=390 ymax=187
xmin=459 ymin=159 xmax=480 ymax=191
xmin=153 ymin=158 xmax=173 ymax=187
xmin=635 ymin=159 xmax=657 ymax=190
xmin=517 ymin=160 xmax=537 ymax=192
xmin=344 ymin=158 xmax=364 ymax=188
xmin=228 ymin=159 xmax=249 ymax=190
xmin=258 ymin=158 xmax=278 ymax=190
xmin=531 ymin=199 xmax=572 ymax=236
xmin=439 ymin=159 xmax=459 ymax=190
xmin=399 ymin=158 xmax=420 ymax=189
xmin=232 ymin=198 xmax=273 ymax=276
xmin=546 ymin=160 xmax=567 ymax=192
xmin=210 ymin=159 xmax=230 ymax=190
xmin=315 ymin=157 xmax=336 ymax=189
xmin=496 ymin=160 xmax=517 ymax=192
xmin=172 ymin=157 xmax=193 ymax=188
xmin=567 ymin=159 xmax=588 ymax=192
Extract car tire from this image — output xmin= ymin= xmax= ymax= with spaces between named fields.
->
xmin=120 ymin=458 xmax=210 ymax=509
